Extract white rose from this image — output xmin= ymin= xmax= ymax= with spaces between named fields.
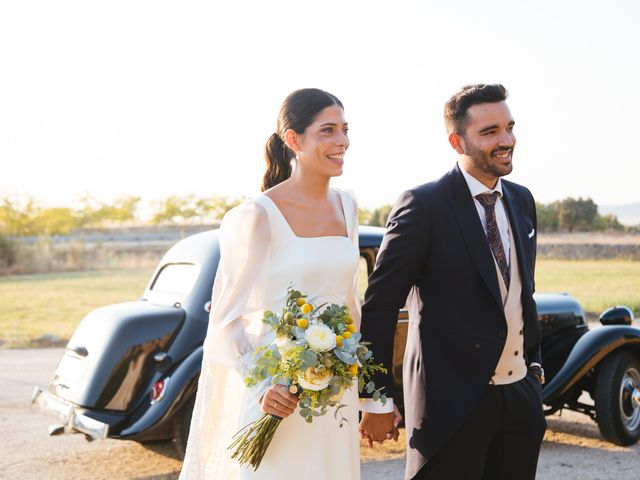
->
xmin=298 ymin=367 xmax=333 ymax=391
xmin=305 ymin=324 xmax=336 ymax=352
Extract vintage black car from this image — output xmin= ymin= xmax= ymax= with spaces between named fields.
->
xmin=33 ymin=226 xmax=640 ymax=457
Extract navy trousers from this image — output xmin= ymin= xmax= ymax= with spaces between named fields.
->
xmin=417 ymin=372 xmax=547 ymax=480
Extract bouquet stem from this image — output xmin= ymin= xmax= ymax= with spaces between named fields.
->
xmin=228 ymin=413 xmax=282 ymax=470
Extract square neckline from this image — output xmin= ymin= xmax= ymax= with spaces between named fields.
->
xmin=261 ymin=190 xmax=351 ymax=240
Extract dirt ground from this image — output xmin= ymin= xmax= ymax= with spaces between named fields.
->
xmin=1 ymin=349 xmax=639 ymax=480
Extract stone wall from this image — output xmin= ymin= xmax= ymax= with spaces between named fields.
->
xmin=538 ymin=243 xmax=640 ymax=260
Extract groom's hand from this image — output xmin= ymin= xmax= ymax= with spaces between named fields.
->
xmin=359 ymin=411 xmax=395 ymax=445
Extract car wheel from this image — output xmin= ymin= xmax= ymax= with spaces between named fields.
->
xmin=595 ymin=350 xmax=640 ymax=446
xmin=173 ymin=396 xmax=196 ymax=460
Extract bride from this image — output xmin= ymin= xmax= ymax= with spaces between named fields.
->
xmin=179 ymin=88 xmax=396 ymax=479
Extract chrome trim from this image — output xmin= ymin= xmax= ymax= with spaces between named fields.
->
xmin=620 ymin=367 xmax=640 ymax=432
xmin=32 ymin=386 xmax=109 ymax=440
xmin=71 ymin=412 xmax=109 ymax=439
xmin=632 ymin=388 xmax=640 ymax=410
xmin=150 ymin=376 xmax=170 ymax=405
xmin=153 ymin=352 xmax=169 ymax=362
xmin=69 ymin=345 xmax=89 ymax=357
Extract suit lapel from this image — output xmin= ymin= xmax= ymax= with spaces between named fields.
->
xmin=501 ymin=182 xmax=533 ymax=294
xmin=446 ymin=165 xmax=503 ymax=309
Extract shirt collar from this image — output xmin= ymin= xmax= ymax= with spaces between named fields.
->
xmin=458 ymin=162 xmax=504 ymax=199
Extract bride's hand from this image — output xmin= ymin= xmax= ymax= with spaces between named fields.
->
xmin=261 ymin=384 xmax=299 ymax=418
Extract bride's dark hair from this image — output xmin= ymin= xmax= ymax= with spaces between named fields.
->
xmin=262 ymin=88 xmax=344 ymax=192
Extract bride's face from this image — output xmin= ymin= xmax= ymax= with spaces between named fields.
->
xmin=289 ymin=104 xmax=349 ymax=178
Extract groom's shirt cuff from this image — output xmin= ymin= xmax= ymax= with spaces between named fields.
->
xmin=359 ymin=397 xmax=394 ymax=413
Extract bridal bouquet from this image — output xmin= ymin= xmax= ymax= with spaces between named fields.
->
xmin=228 ymin=286 xmax=387 ymax=470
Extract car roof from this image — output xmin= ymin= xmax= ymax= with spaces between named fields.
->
xmin=359 ymin=225 xmax=384 ymax=248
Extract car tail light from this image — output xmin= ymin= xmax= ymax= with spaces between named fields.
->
xmin=150 ymin=377 xmax=170 ymax=404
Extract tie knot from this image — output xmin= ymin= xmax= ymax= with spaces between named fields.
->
xmin=475 ymin=192 xmax=499 ymax=208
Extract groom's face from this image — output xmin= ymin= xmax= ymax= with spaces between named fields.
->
xmin=458 ymin=101 xmax=516 ymax=187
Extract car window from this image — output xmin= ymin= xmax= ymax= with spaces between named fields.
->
xmin=151 ymin=263 xmax=200 ymax=296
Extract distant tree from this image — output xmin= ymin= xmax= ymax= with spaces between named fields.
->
xmin=0 ymin=197 xmax=38 ymax=236
xmin=536 ymin=201 xmax=559 ymax=232
xmin=97 ymin=196 xmax=140 ymax=224
xmin=368 ymin=205 xmax=393 ymax=227
xmin=595 ymin=214 xmax=625 ymax=231
xmin=152 ymin=195 xmax=242 ymax=225
xmin=195 ymin=196 xmax=243 ymax=223
xmin=151 ymin=195 xmax=198 ymax=225
xmin=76 ymin=195 xmax=140 ymax=227
xmin=32 ymin=207 xmax=78 ymax=235
xmin=358 ymin=207 xmax=372 ymax=225
xmin=356 ymin=205 xmax=393 ymax=227
xmin=0 ymin=233 xmax=17 ymax=267
xmin=558 ymin=197 xmax=598 ymax=232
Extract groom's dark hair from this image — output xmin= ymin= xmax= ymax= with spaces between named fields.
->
xmin=444 ymin=84 xmax=508 ymax=134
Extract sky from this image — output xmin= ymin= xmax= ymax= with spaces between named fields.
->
xmin=1 ymin=0 xmax=639 ymax=213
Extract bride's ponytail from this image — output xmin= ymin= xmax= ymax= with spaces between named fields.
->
xmin=262 ymin=132 xmax=293 ymax=192
xmin=260 ymin=88 xmax=344 ymax=192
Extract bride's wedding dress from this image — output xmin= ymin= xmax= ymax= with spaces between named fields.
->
xmin=180 ymin=189 xmax=361 ymax=480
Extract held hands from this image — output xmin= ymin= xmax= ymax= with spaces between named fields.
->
xmin=359 ymin=405 xmax=402 ymax=448
xmin=261 ymin=384 xmax=300 ymax=418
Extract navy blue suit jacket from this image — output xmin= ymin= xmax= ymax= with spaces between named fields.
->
xmin=360 ymin=164 xmax=541 ymax=479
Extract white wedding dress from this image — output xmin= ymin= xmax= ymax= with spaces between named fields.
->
xmin=180 ymin=189 xmax=361 ymax=480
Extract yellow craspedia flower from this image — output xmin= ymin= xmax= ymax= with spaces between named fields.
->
xmin=296 ymin=318 xmax=308 ymax=328
xmin=296 ymin=297 xmax=306 ymax=307
xmin=348 ymin=364 xmax=358 ymax=377
xmin=301 ymin=303 xmax=313 ymax=314
xmin=343 ymin=331 xmax=352 ymax=339
xmin=346 ymin=324 xmax=356 ymax=333
xmin=336 ymin=335 xmax=344 ymax=347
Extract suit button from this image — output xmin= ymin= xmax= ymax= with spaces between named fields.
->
xmin=474 ymin=343 xmax=481 ymax=349
xmin=498 ymin=331 xmax=506 ymax=338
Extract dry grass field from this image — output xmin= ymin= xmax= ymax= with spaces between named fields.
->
xmin=0 ymin=259 xmax=639 ymax=348
xmin=535 ymin=259 xmax=640 ymax=315
xmin=0 ymin=268 xmax=153 ymax=348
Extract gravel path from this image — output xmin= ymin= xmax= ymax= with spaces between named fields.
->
xmin=1 ymin=349 xmax=638 ymax=480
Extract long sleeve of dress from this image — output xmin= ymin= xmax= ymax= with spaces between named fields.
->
xmin=204 ymin=200 xmax=271 ymax=369
xmin=180 ymin=200 xmax=271 ymax=480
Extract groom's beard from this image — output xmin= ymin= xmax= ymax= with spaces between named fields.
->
xmin=463 ymin=139 xmax=514 ymax=179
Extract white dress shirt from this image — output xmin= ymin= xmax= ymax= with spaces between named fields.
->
xmin=459 ymin=164 xmax=511 ymax=266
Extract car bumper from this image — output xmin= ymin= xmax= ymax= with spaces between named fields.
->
xmin=32 ymin=386 xmax=109 ymax=440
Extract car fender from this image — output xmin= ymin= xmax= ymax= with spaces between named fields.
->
xmin=543 ymin=325 xmax=640 ymax=402
xmin=118 ymin=347 xmax=203 ymax=438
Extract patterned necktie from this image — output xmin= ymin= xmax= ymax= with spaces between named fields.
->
xmin=475 ymin=192 xmax=510 ymax=290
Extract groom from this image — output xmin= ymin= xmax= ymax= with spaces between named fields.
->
xmin=359 ymin=84 xmax=546 ymax=480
